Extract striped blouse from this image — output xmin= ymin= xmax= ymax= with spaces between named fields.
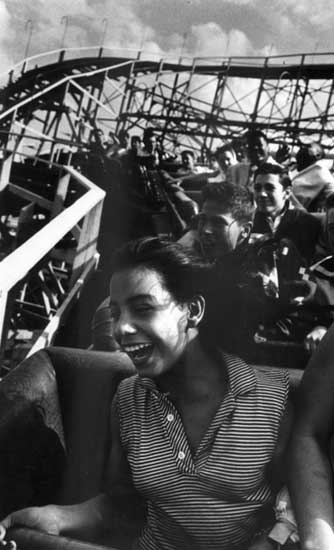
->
xmin=116 ymin=352 xmax=289 ymax=550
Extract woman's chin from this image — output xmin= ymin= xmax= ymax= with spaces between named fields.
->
xmin=130 ymin=347 xmax=154 ymax=370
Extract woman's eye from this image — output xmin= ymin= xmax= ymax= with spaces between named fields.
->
xmin=133 ymin=305 xmax=153 ymax=314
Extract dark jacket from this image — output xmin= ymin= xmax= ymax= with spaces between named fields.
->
xmin=252 ymin=208 xmax=321 ymax=265
xmin=201 ymin=236 xmax=319 ymax=357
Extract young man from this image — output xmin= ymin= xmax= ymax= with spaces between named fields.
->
xmin=191 ymin=180 xmax=322 ymax=355
xmin=228 ymin=129 xmax=277 ymax=189
xmin=292 ymin=141 xmax=334 ymax=212
xmin=252 ymin=162 xmax=321 ymax=264
xmin=184 ymin=181 xmax=282 ymax=355
xmin=197 ymin=181 xmax=254 ymax=262
xmin=180 ymin=149 xmax=196 ymax=173
xmin=215 ymin=144 xmax=238 ymax=181
xmin=178 ymin=179 xmax=254 ymax=262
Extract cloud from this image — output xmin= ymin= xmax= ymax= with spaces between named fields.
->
xmin=0 ymin=0 xmax=160 ymax=70
xmin=0 ymin=1 xmax=332 ymax=82
xmin=188 ymin=23 xmax=253 ymax=57
xmin=0 ymin=1 xmax=14 ymax=72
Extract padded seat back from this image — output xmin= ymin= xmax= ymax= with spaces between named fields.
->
xmin=0 ymin=347 xmax=135 ymax=516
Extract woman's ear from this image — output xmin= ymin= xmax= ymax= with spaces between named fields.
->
xmin=187 ymin=295 xmax=205 ymax=328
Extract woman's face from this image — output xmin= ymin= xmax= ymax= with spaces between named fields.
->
xmin=110 ymin=266 xmax=190 ymax=378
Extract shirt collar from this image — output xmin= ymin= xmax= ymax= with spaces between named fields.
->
xmin=137 ymin=350 xmax=257 ymax=398
xmin=264 ymin=199 xmax=292 ymax=231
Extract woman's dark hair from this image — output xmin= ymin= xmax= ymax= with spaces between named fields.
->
xmin=110 ymin=237 xmax=211 ymax=303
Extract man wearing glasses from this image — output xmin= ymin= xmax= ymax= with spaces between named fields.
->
xmin=196 ymin=178 xmax=324 ymax=354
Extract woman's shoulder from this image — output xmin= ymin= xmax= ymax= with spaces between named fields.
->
xmin=118 ymin=373 xmax=140 ymax=393
xmin=253 ymin=364 xmax=290 ymax=392
xmin=116 ymin=375 xmax=143 ymax=422
xmin=221 ymin=351 xmax=289 ymax=400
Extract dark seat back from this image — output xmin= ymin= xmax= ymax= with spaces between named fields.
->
xmin=0 ymin=347 xmax=135 ymax=516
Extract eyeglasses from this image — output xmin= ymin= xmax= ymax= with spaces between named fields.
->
xmin=197 ymin=213 xmax=237 ymax=232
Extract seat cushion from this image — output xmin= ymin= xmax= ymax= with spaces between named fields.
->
xmin=0 ymin=350 xmax=66 ymax=515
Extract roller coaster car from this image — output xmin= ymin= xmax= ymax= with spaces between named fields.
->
xmin=0 ymin=347 xmax=137 ymax=550
xmin=0 ymin=347 xmax=303 ymax=550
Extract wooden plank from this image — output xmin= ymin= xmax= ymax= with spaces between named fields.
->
xmin=0 ymin=152 xmax=14 ymax=191
xmin=0 ymin=167 xmax=105 ymax=357
xmin=0 ymin=173 xmax=105 ymax=292
xmin=27 ymin=253 xmax=99 ymax=356
xmin=8 ymin=183 xmax=53 ymax=211
xmin=18 ymin=202 xmax=35 ymax=225
xmin=50 ymin=248 xmax=76 ymax=263
xmin=0 ymin=288 xmax=8 ymax=355
xmin=70 ymin=200 xmax=103 ymax=285
xmin=51 ymin=172 xmax=71 ymax=219
xmin=15 ymin=201 xmax=35 ymax=247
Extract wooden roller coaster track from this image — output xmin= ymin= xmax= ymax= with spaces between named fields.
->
xmin=1 ymin=47 xmax=333 ymax=369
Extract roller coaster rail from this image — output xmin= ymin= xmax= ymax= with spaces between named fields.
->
xmin=1 ymin=48 xmax=334 ymax=166
xmin=1 ymin=47 xmax=334 ymax=369
xmin=3 ymin=47 xmax=334 ymax=86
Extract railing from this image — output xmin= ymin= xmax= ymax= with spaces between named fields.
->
xmin=0 ymin=165 xmax=105 ymax=366
xmin=0 ymin=58 xmax=133 ymax=122
xmin=1 ymin=47 xmax=334 ymax=89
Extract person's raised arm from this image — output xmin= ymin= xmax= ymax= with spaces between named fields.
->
xmin=289 ymin=322 xmax=334 ymax=550
xmin=0 ymin=394 xmax=139 ymax=542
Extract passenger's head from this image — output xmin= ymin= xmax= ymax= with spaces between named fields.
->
xmin=296 ymin=142 xmax=323 ymax=172
xmin=198 ymin=181 xmax=254 ymax=261
xmin=109 ymin=238 xmax=208 ymax=377
xmin=216 ymin=145 xmax=237 ymax=172
xmin=208 ymin=151 xmax=219 ymax=171
xmin=325 ymin=193 xmax=334 ymax=252
xmin=245 ymin=129 xmax=269 ymax=166
xmin=130 ymin=135 xmax=142 ymax=153
xmin=118 ymin=129 xmax=130 ymax=149
xmin=143 ymin=128 xmax=157 ymax=153
xmin=181 ymin=150 xmax=195 ymax=171
xmin=254 ymin=162 xmax=291 ymax=218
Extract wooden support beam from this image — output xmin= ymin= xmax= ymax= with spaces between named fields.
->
xmin=51 ymin=172 xmax=71 ymax=218
xmin=8 ymin=183 xmax=53 ymax=211
xmin=27 ymin=253 xmax=99 ymax=356
xmin=0 ymin=152 xmax=14 ymax=191
xmin=70 ymin=200 xmax=103 ymax=286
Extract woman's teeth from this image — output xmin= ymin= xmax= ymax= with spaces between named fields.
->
xmin=122 ymin=343 xmax=151 ymax=353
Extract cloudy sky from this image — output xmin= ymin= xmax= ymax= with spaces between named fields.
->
xmin=0 ymin=0 xmax=332 ymax=72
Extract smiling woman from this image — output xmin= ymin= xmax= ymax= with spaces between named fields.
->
xmin=0 ymin=238 xmax=293 ymax=550
xmin=109 ymin=238 xmax=207 ymax=378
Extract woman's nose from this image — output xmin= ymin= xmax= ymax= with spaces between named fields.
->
xmin=114 ymin=312 xmax=137 ymax=338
